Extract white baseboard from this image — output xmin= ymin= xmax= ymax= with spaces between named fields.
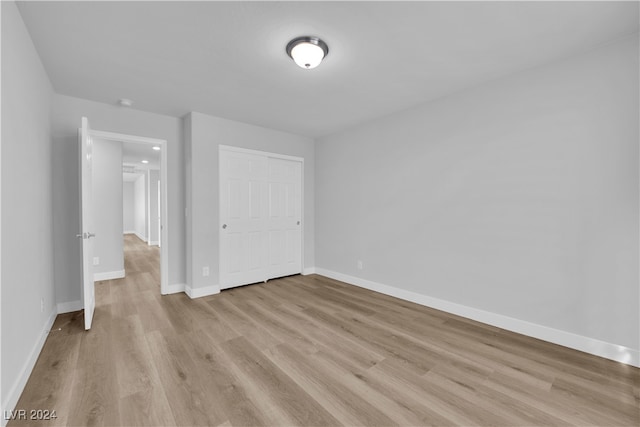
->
xmin=148 ymin=240 xmax=159 ymax=246
xmin=57 ymin=300 xmax=82 ymax=314
xmin=302 ymin=267 xmax=316 ymax=275
xmin=93 ymin=269 xmax=125 ymax=282
xmin=1 ymin=308 xmax=57 ymax=425
xmin=162 ymin=283 xmax=185 ymax=295
xmin=185 ymin=284 xmax=221 ymax=299
xmin=314 ymin=268 xmax=640 ymax=368
xmin=134 ymin=232 xmax=147 ymax=242
xmin=123 ymin=230 xmax=136 ymax=235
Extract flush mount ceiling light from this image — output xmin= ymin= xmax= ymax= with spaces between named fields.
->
xmin=152 ymin=146 xmax=161 ymax=151
xmin=141 ymin=160 xmax=149 ymax=164
xmin=286 ymin=36 xmax=329 ymax=69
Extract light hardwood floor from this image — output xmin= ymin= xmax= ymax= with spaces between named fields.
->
xmin=10 ymin=234 xmax=639 ymax=426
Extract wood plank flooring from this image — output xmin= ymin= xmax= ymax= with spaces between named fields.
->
xmin=9 ymin=234 xmax=639 ymax=426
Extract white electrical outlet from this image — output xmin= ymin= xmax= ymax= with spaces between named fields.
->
xmin=40 ymin=297 xmax=44 ymax=313
xmin=202 ymin=266 xmax=210 ymax=277
xmin=93 ymin=257 xmax=100 ymax=266
xmin=357 ymin=260 xmax=363 ymax=270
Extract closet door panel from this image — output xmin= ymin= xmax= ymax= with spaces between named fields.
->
xmin=220 ymin=151 xmax=268 ymax=288
xmin=267 ymin=158 xmax=302 ymax=279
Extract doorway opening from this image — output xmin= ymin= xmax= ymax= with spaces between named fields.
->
xmin=92 ymin=129 xmax=169 ymax=295
xmin=79 ymin=117 xmax=169 ymax=330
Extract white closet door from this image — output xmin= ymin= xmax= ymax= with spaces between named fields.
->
xmin=220 ymin=148 xmax=302 ymax=289
xmin=220 ymin=150 xmax=269 ymax=288
xmin=267 ymin=157 xmax=302 ymax=279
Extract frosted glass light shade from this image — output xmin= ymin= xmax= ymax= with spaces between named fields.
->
xmin=286 ymin=37 xmax=329 ymax=69
xmin=291 ymin=42 xmax=325 ymax=69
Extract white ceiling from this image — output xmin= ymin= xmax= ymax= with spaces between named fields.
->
xmin=122 ymin=140 xmax=161 ymax=169
xmin=89 ymin=137 xmax=162 ymax=182
xmin=17 ymin=1 xmax=639 ymax=138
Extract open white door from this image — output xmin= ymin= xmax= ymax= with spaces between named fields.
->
xmin=79 ymin=117 xmax=95 ymax=330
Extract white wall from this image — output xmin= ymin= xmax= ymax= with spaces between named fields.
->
xmin=92 ymin=139 xmax=123 ymax=277
xmin=123 ymin=181 xmax=135 ymax=233
xmin=1 ymin=0 xmax=55 ymax=416
xmin=134 ymin=174 xmax=147 ymax=242
xmin=185 ymin=112 xmax=315 ymax=294
xmin=147 ymin=169 xmax=160 ymax=245
xmin=316 ymin=36 xmax=639 ymax=360
xmin=51 ymin=94 xmax=185 ymax=305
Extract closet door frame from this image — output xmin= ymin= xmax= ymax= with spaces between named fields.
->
xmin=219 ymin=145 xmax=304 ymax=289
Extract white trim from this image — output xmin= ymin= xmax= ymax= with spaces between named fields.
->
xmin=302 ymin=267 xmax=316 ymax=275
xmin=57 ymin=300 xmax=82 ymax=314
xmin=301 ymin=162 xmax=305 ymax=282
xmin=91 ymin=130 xmax=165 ymax=147
xmin=163 ymin=283 xmax=186 ymax=295
xmin=123 ymin=230 xmax=136 ymax=235
xmin=315 ymin=268 xmax=640 ymax=368
xmin=159 ymin=138 xmax=169 ymax=297
xmin=1 ymin=308 xmax=57 ymax=422
xmin=148 ymin=240 xmax=159 ymax=246
xmin=93 ymin=270 xmax=125 ymax=282
xmin=219 ymin=144 xmax=304 ymax=163
xmin=133 ymin=231 xmax=147 ymax=242
xmin=185 ymin=284 xmax=221 ymax=299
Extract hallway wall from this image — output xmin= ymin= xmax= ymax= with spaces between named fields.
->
xmin=92 ymin=139 xmax=124 ymax=278
xmin=123 ymin=181 xmax=135 ymax=233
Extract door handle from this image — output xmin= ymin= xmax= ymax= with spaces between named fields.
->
xmin=222 ymin=224 xmax=227 ymax=229
xmin=87 ymin=233 xmax=96 ymax=238
xmin=76 ymin=232 xmax=96 ymax=239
